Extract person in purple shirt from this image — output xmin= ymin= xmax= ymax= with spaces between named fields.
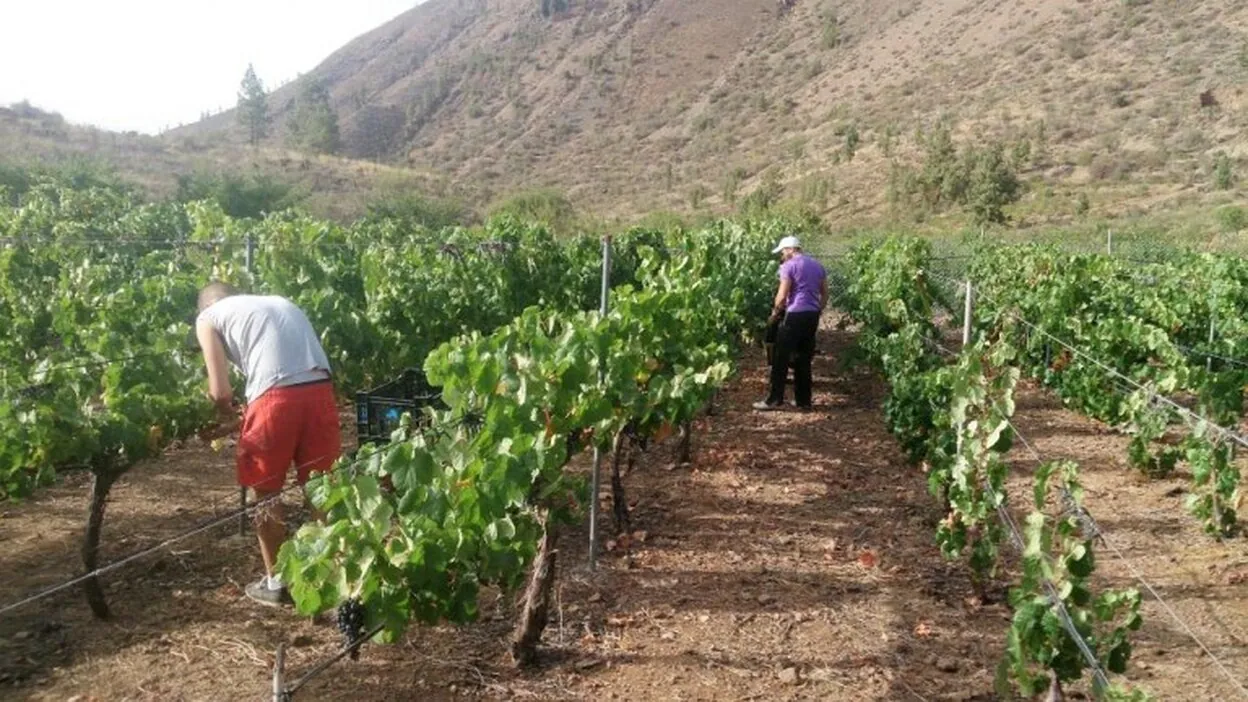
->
xmin=754 ymin=235 xmax=827 ymax=411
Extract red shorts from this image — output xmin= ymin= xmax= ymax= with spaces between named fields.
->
xmin=236 ymin=381 xmax=341 ymax=492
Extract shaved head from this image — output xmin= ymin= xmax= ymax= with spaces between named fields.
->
xmin=198 ymin=281 xmax=239 ymax=312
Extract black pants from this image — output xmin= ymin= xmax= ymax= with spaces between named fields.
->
xmin=767 ymin=311 xmax=819 ymax=407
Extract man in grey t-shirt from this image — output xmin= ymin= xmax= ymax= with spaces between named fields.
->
xmin=196 ymin=282 xmax=340 ymax=606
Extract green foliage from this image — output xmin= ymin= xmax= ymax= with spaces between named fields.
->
xmin=277 ymin=225 xmax=778 ymax=636
xmin=286 ymin=78 xmax=341 ymax=155
xmin=0 ymin=185 xmax=219 ymax=496
xmin=1011 ymin=139 xmax=1032 ymax=171
xmin=1075 ymin=191 xmax=1092 ymax=217
xmin=798 ymin=174 xmax=832 ymax=208
xmin=966 ymin=143 xmax=1023 ymax=225
xmin=0 ymin=160 xmax=132 ymax=206
xmin=889 ymin=123 xmax=1022 ymax=224
xmin=935 ymin=343 xmax=1019 ymax=588
xmin=738 ymin=172 xmax=784 ymax=217
xmin=174 ymin=171 xmax=301 ymax=220
xmin=844 ymin=237 xmax=1173 ymax=698
xmin=968 ymin=245 xmax=1248 ymax=535
xmin=722 ymin=167 xmax=747 ymax=206
xmin=237 ymin=63 xmax=269 ymax=148
xmin=0 ymin=171 xmax=784 ymax=508
xmin=820 ymin=11 xmax=842 ymax=49
xmin=688 ymin=184 xmax=710 ymax=209
xmin=1213 ymin=152 xmax=1234 ymax=190
xmin=843 ymin=123 xmax=860 ymax=162
xmin=998 ymin=460 xmax=1144 ymax=699
xmin=364 ymin=191 xmax=469 ymax=230
xmin=1215 ymin=205 xmax=1247 ymax=233
xmin=1183 ymin=423 xmax=1240 ymax=537
xmin=879 ymin=124 xmax=899 ymax=158
xmin=487 ymin=189 xmax=580 ymax=237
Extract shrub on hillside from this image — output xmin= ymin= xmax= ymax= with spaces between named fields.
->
xmin=1213 ymin=152 xmax=1234 ymax=190
xmin=965 ymin=144 xmax=1022 ymax=225
xmin=174 ymin=172 xmax=301 ymax=220
xmin=1216 ymin=205 xmax=1247 ymax=233
xmin=488 ymin=188 xmax=580 ymax=236
xmin=364 ymin=192 xmax=470 ymax=230
xmin=886 ymin=123 xmax=1022 ymax=225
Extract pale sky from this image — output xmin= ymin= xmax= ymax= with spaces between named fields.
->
xmin=0 ymin=1 xmax=421 ymax=134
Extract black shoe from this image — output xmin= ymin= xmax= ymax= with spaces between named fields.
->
xmin=245 ymin=578 xmax=293 ymax=607
xmin=794 ymin=404 xmax=814 ymax=413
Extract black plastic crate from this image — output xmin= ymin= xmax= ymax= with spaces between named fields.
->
xmin=355 ymin=368 xmax=444 ymax=445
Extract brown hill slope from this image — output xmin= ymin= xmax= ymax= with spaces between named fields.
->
xmin=30 ymin=1 xmax=1248 ymax=223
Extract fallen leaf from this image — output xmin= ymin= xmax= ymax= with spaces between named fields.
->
xmin=858 ymin=550 xmax=879 ymax=569
xmin=654 ymin=422 xmax=675 ymax=444
xmin=913 ymin=621 xmax=935 ymax=638
xmin=777 ymin=666 xmax=800 ymax=685
xmin=633 ymin=530 xmax=648 ymax=543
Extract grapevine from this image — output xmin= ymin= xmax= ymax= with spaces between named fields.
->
xmin=998 ymin=460 xmax=1145 ymax=701
xmin=335 ymin=598 xmax=366 ymax=661
xmin=845 ymin=236 xmax=1151 ymax=696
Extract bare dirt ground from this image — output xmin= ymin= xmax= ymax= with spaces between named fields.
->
xmin=2 ymin=324 xmax=1246 ymax=701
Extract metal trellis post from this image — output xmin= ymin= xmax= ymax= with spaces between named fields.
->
xmin=272 ymin=643 xmax=286 ymax=702
xmin=245 ymin=232 xmax=256 ymax=281
xmin=589 ymin=235 xmax=612 ymax=571
xmin=239 ymin=232 xmax=255 ymax=537
xmin=1208 ymin=292 xmax=1217 ymax=373
xmin=962 ymin=280 xmax=974 ymax=347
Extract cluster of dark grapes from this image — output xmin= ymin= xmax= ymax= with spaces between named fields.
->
xmin=460 ymin=411 xmax=483 ymax=434
xmin=16 ymin=382 xmax=54 ymax=400
xmin=336 ymin=598 xmax=366 ymax=660
xmin=438 ymin=243 xmax=465 ymax=260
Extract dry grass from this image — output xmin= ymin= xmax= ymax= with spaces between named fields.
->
xmin=5 ymin=0 xmax=1248 ymax=227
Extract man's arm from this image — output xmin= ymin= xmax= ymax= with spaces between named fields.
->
xmin=196 ymin=319 xmax=240 ymax=438
xmin=770 ymin=277 xmax=792 ymax=323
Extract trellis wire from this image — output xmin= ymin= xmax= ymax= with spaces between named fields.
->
xmin=279 ymin=623 xmax=386 ymax=699
xmin=909 ymin=328 xmax=1115 ymax=691
xmin=1005 ymin=419 xmax=1248 ymax=699
xmin=925 ymin=268 xmax=1248 ymax=452
xmin=0 ymin=412 xmax=469 ymax=618
xmin=929 ymin=268 xmax=1248 ymax=697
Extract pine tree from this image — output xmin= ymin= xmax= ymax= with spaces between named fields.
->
xmin=287 ymin=78 xmax=340 ymax=154
xmin=237 ymin=64 xmax=269 ymax=148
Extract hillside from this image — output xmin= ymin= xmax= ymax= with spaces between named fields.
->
xmin=0 ymin=103 xmax=464 ymax=222
xmin=174 ymin=0 xmax=1248 ymax=224
xmin=6 ymin=0 xmax=1247 ymax=226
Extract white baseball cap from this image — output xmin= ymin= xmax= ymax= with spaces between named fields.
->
xmin=771 ymin=235 xmax=801 ymax=254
